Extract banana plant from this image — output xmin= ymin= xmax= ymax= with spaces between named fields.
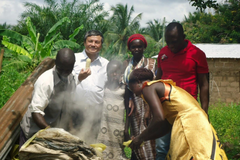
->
xmin=0 ymin=17 xmax=83 ymax=65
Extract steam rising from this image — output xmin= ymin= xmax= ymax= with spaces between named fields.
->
xmin=54 ymin=89 xmax=103 ymax=145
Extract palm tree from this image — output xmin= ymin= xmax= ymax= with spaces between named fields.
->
xmin=0 ymin=22 xmax=12 ymax=30
xmin=146 ymin=19 xmax=165 ymax=42
xmin=12 ymin=0 xmax=109 ymax=52
xmin=71 ymin=0 xmax=109 ymax=50
xmin=13 ymin=0 xmax=59 ymax=41
xmin=103 ymin=3 xmax=142 ymax=58
xmin=136 ymin=18 xmax=166 ymax=58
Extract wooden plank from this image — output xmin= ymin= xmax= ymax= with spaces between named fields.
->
xmin=0 ymin=126 xmax=20 ymax=160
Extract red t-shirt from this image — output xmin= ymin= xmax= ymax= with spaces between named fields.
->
xmin=157 ymin=40 xmax=209 ymax=99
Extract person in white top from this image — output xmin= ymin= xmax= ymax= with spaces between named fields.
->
xmin=73 ymin=30 xmax=109 ymax=143
xmin=20 ymin=48 xmax=76 ymax=148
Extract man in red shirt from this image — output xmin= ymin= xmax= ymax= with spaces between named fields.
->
xmin=155 ymin=22 xmax=209 ymax=160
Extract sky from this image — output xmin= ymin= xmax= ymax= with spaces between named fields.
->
xmin=0 ymin=0 xmax=225 ymax=28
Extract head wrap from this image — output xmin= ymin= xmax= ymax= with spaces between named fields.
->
xmin=127 ymin=34 xmax=147 ymax=50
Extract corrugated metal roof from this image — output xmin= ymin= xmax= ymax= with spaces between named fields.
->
xmin=0 ymin=58 xmax=55 ymax=159
xmin=152 ymin=44 xmax=240 ymax=59
xmin=195 ymin=44 xmax=240 ymax=58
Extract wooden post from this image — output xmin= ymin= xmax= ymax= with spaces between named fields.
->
xmin=0 ymin=49 xmax=4 ymax=73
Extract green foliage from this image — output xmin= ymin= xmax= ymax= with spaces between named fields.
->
xmin=124 ymin=147 xmax=132 ymax=159
xmin=103 ymin=4 xmax=142 ymax=56
xmin=0 ymin=17 xmax=82 ymax=70
xmin=1 ymin=48 xmax=37 ymax=71
xmin=209 ymin=103 xmax=240 ymax=159
xmin=4 ymin=0 xmax=166 ymax=58
xmin=0 ymin=22 xmax=12 ymax=30
xmin=140 ymin=18 xmax=166 ymax=58
xmin=0 ymin=23 xmax=12 ymax=47
xmin=143 ymin=34 xmax=164 ymax=58
xmin=0 ymin=66 xmax=31 ymax=108
xmin=145 ymin=19 xmax=165 ymax=42
xmin=2 ymin=38 xmax=31 ymax=58
xmin=12 ymin=0 xmax=109 ymax=52
xmin=69 ymin=25 xmax=84 ymax=42
xmin=183 ymin=1 xmax=240 ymax=43
xmin=189 ymin=0 xmax=218 ymax=12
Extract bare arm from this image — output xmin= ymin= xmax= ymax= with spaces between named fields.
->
xmin=32 ymin=113 xmax=49 ymax=129
xmin=155 ymin=67 xmax=162 ymax=80
xmin=124 ymin=84 xmax=135 ymax=116
xmin=129 ymin=83 xmax=171 ymax=149
xmin=198 ymin=73 xmax=209 ymax=114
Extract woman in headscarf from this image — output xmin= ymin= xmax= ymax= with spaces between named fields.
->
xmin=123 ymin=34 xmax=156 ymax=160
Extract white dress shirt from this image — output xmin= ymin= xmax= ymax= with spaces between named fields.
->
xmin=20 ymin=67 xmax=76 ymax=138
xmin=73 ymin=50 xmax=109 ymax=107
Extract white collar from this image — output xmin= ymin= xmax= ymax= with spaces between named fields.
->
xmin=81 ymin=49 xmax=102 ymax=66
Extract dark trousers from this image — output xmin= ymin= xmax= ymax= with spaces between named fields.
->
xmin=19 ymin=128 xmax=27 ymax=149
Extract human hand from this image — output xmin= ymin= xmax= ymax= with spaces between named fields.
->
xmin=78 ymin=68 xmax=91 ymax=82
xmin=128 ymin=99 xmax=135 ymax=116
xmin=129 ymin=136 xmax=144 ymax=150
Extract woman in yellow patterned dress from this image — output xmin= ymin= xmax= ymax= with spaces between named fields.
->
xmin=128 ymin=68 xmax=228 ymax=160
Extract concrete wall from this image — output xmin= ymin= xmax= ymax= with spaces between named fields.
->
xmin=207 ymin=58 xmax=240 ymax=105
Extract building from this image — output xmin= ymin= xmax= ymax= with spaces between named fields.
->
xmin=196 ymin=44 xmax=240 ymax=104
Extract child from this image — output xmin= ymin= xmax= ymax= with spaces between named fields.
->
xmin=97 ymin=60 xmax=128 ymax=159
xmin=128 ymin=68 xmax=228 ymax=160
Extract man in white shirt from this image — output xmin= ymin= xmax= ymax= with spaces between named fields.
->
xmin=73 ymin=30 xmax=108 ymax=142
xmin=20 ymin=48 xmax=76 ymax=147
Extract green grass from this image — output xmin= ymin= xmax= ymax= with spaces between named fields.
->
xmin=0 ymin=52 xmax=32 ymax=108
xmin=0 ymin=67 xmax=31 ymax=108
xmin=209 ymin=103 xmax=240 ymax=160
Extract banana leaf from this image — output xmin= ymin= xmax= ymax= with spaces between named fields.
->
xmin=69 ymin=24 xmax=84 ymax=42
xmin=53 ymin=40 xmax=80 ymax=51
xmin=43 ymin=33 xmax=60 ymax=49
xmin=26 ymin=17 xmax=37 ymax=46
xmin=43 ymin=17 xmax=70 ymax=46
xmin=0 ymin=29 xmax=34 ymax=48
xmin=23 ymin=41 xmax=34 ymax=55
xmin=18 ymin=55 xmax=32 ymax=63
xmin=40 ymin=47 xmax=52 ymax=59
xmin=2 ymin=40 xmax=31 ymax=58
